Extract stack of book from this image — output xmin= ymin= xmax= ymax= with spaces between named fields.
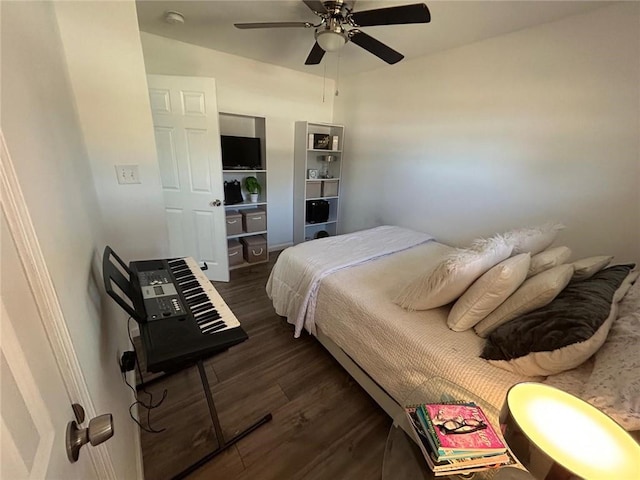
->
xmin=405 ymin=402 xmax=514 ymax=477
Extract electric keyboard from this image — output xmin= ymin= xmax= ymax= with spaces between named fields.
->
xmin=102 ymin=247 xmax=247 ymax=373
xmin=133 ymin=257 xmax=247 ymax=372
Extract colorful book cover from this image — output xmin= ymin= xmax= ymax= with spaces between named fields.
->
xmin=414 ymin=403 xmax=485 ymax=459
xmin=405 ymin=406 xmax=514 ymax=474
xmin=421 ymin=403 xmax=506 ymax=455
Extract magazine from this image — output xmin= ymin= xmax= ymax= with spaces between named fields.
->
xmin=405 ymin=403 xmax=512 ymax=475
xmin=419 ymin=403 xmax=506 ymax=459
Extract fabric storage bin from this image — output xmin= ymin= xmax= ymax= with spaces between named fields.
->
xmin=241 ymin=235 xmax=267 ymax=263
xmin=225 ymin=210 xmax=243 ymax=236
xmin=322 ymin=180 xmax=339 ymax=197
xmin=306 ymin=181 xmax=322 ymax=199
xmin=241 ymin=208 xmax=266 ymax=233
xmin=227 ymin=239 xmax=243 ymax=266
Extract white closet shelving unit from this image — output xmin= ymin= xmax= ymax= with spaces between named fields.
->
xmin=219 ymin=112 xmax=268 ymax=269
xmin=293 ymin=121 xmax=344 ymax=244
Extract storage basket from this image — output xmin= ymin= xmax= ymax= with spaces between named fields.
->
xmin=240 ymin=235 xmax=267 ymax=263
xmin=241 ymin=208 xmax=266 ymax=233
xmin=225 ymin=210 xmax=243 ymax=236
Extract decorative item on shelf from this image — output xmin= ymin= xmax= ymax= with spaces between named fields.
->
xmin=319 ymin=155 xmax=336 ymax=178
xmin=332 ymin=136 xmax=339 ymax=150
xmin=223 ymin=180 xmax=243 ymax=205
xmin=308 ymin=133 xmax=331 ymax=150
xmin=307 ymin=169 xmax=318 ymax=179
xmin=243 ymin=176 xmax=261 ymax=203
xmin=501 ymin=382 xmax=640 ymax=480
xmin=315 ymin=230 xmax=329 ymax=239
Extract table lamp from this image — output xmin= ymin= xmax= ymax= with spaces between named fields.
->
xmin=501 ymin=382 xmax=640 ymax=480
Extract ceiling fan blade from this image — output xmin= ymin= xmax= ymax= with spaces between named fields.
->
xmin=350 ymin=3 xmax=430 ymax=27
xmin=235 ymin=21 xmax=312 ymax=29
xmin=305 ymin=42 xmax=326 ymax=65
xmin=302 ymin=0 xmax=327 ymax=14
xmin=349 ymin=30 xmax=404 ymax=64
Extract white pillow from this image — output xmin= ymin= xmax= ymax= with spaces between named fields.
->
xmin=502 ymin=223 xmax=565 ymax=255
xmin=394 ymin=236 xmax=512 ymax=311
xmin=572 ymin=255 xmax=613 ymax=281
xmin=474 ymin=264 xmax=574 ymax=337
xmin=527 ymin=246 xmax=572 ymax=278
xmin=447 ymin=254 xmax=531 ymax=332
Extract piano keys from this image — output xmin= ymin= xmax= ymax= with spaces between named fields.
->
xmin=166 ymin=257 xmax=240 ymax=335
xmin=102 ymin=246 xmax=247 ymax=373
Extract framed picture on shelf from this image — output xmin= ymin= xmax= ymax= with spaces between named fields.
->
xmin=308 ymin=133 xmax=331 ymax=150
xmin=307 ymin=169 xmax=319 ymax=179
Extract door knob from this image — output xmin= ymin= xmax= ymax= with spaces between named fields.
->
xmin=209 ymin=199 xmax=222 ymax=207
xmin=66 ymin=411 xmax=114 ymax=463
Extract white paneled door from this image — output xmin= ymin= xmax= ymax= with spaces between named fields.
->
xmin=147 ymin=75 xmax=229 ymax=281
xmin=1 ymin=212 xmax=96 ymax=480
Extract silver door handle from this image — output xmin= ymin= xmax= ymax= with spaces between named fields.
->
xmin=209 ymin=199 xmax=222 ymax=207
xmin=66 ymin=408 xmax=114 ymax=463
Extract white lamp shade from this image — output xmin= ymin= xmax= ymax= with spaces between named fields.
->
xmin=316 ymin=30 xmax=346 ymax=52
xmin=502 ymin=383 xmax=640 ymax=479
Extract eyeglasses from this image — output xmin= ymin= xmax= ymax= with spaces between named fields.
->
xmin=436 ymin=416 xmax=488 ymax=435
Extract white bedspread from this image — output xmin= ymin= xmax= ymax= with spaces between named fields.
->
xmin=313 ymin=241 xmax=540 ymax=412
xmin=266 ymin=225 xmax=434 ymax=337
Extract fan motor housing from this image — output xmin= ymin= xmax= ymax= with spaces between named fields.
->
xmin=323 ymin=1 xmax=354 ymax=12
xmin=315 ymin=17 xmax=346 ymax=38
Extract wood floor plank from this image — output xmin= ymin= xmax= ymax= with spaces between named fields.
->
xmin=186 ymin=447 xmax=245 ymax=480
xmin=138 ymin=252 xmax=390 ymax=480
xmin=299 ymin=415 xmax=389 ymax=480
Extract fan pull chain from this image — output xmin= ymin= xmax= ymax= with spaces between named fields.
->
xmin=335 ymin=51 xmax=341 ymax=97
xmin=322 ymin=61 xmax=327 ymax=103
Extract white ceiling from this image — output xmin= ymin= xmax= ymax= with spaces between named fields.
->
xmin=136 ymin=1 xmax=612 ymax=78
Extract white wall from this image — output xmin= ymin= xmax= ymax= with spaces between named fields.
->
xmin=334 ymin=3 xmax=640 ymax=262
xmin=1 ymin=1 xmax=160 ymax=478
xmin=140 ymin=32 xmax=335 ymax=248
xmin=54 ymin=2 xmax=168 ymax=262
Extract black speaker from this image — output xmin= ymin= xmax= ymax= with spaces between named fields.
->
xmin=306 ymin=200 xmax=329 ymax=223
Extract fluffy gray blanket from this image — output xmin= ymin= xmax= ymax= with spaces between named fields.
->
xmin=481 ymin=265 xmax=634 ymax=361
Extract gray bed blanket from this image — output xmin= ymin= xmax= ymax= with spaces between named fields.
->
xmin=482 ymin=264 xmax=634 ymax=361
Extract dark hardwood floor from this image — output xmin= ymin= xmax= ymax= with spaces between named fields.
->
xmin=137 ymin=253 xmax=390 ymax=480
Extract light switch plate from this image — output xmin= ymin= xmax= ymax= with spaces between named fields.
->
xmin=115 ymin=165 xmax=140 ymax=184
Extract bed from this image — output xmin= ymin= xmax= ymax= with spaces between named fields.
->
xmin=266 ymin=225 xmax=640 ymax=434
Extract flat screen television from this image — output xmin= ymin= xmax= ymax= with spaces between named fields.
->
xmin=221 ymin=135 xmax=262 ymax=170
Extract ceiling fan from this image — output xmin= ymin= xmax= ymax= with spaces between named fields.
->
xmin=234 ymin=0 xmax=431 ymax=65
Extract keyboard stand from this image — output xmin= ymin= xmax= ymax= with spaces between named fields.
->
xmin=171 ymin=359 xmax=273 ymax=480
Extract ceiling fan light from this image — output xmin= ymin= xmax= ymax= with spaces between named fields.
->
xmin=316 ymin=30 xmax=347 ymax=52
